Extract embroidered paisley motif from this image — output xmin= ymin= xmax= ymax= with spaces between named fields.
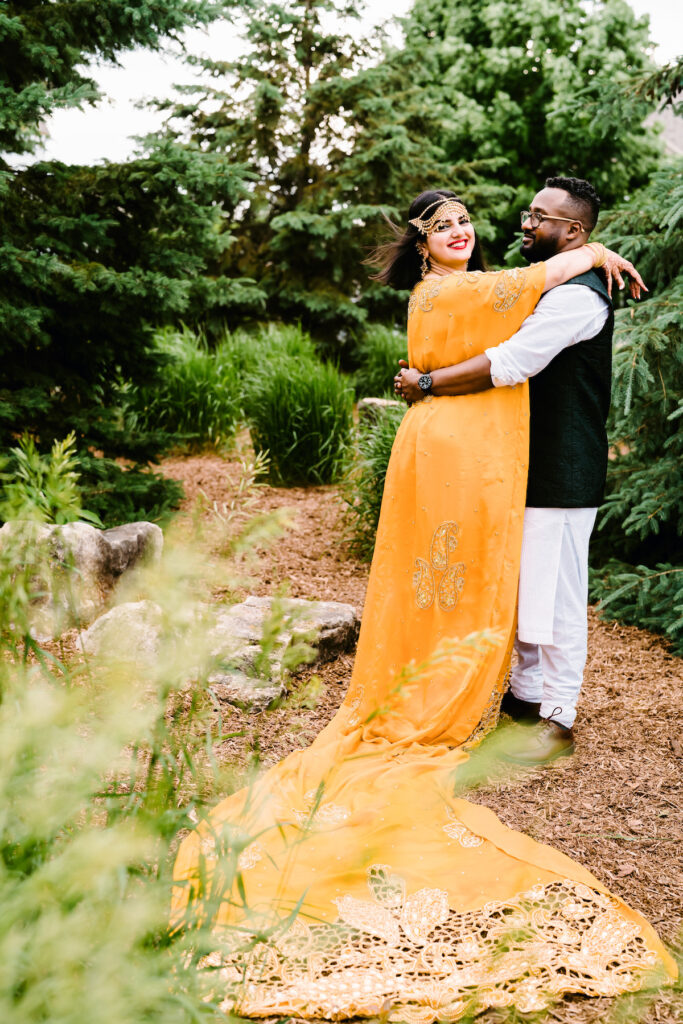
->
xmin=493 ymin=267 xmax=527 ymax=313
xmin=413 ymin=557 xmax=436 ymax=609
xmin=413 ymin=521 xmax=466 ymax=611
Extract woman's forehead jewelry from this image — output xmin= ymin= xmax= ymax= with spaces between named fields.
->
xmin=409 ymin=198 xmax=469 ymax=235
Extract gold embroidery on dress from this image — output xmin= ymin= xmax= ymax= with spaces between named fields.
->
xmin=443 ymin=807 xmax=484 ymax=847
xmin=408 ymin=280 xmax=443 ymax=317
xmin=203 ymin=871 xmax=659 ymax=1023
xmin=493 ymin=267 xmax=527 ymax=313
xmin=294 ymin=788 xmax=350 ymax=828
xmin=408 ymin=272 xmax=483 ymax=317
xmin=413 ymin=522 xmax=466 ymax=611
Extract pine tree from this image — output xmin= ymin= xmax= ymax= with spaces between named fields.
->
xmin=158 ymin=0 xmax=509 ymax=345
xmin=395 ymin=0 xmax=662 ymax=260
xmin=588 ymin=59 xmax=683 ymax=653
xmin=0 ymin=1 xmax=263 ymax=522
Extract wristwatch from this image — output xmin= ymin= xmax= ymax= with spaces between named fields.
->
xmin=417 ymin=373 xmax=433 ymax=394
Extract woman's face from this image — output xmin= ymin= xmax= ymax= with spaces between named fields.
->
xmin=426 ymin=212 xmax=475 ymax=269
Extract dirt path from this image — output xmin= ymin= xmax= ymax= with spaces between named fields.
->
xmin=161 ymin=453 xmax=682 ymax=1023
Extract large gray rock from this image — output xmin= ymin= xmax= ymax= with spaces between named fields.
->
xmin=208 ymin=596 xmax=359 ymax=709
xmin=74 ymin=594 xmax=359 ymax=710
xmin=357 ymin=396 xmax=404 ymax=422
xmin=0 ymin=520 xmax=163 ymax=639
xmin=78 ymin=600 xmax=162 ymax=663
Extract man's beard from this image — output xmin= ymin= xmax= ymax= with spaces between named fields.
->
xmin=519 ymin=233 xmax=560 ymax=263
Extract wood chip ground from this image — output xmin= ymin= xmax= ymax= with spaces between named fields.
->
xmin=159 ymin=453 xmax=683 ymax=1023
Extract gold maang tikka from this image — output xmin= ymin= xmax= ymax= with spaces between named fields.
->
xmin=408 ymin=198 xmax=469 ymax=236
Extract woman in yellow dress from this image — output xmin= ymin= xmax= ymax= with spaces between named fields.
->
xmin=173 ymin=191 xmax=676 ymax=1021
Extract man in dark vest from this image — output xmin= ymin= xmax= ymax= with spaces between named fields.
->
xmin=394 ymin=176 xmax=614 ymax=764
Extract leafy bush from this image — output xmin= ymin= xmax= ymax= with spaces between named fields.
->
xmin=246 ymin=359 xmax=354 ymax=485
xmin=78 ymin=455 xmax=184 ymax=528
xmin=130 ymin=327 xmax=242 ymax=451
xmin=353 ymin=324 xmax=408 ymax=398
xmin=344 ymin=403 xmax=404 ymax=559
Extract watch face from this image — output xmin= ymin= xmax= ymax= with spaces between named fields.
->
xmin=418 ymin=374 xmax=432 ymax=392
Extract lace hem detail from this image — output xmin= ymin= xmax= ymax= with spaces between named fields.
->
xmin=201 ymin=869 xmax=662 ymax=1022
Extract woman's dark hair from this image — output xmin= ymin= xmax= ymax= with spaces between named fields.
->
xmin=366 ymin=189 xmax=488 ymax=290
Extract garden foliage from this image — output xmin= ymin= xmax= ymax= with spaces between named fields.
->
xmin=156 ymin=0 xmax=662 ymax=339
xmin=0 ymin=0 xmax=262 ymax=523
xmin=246 ymin=359 xmax=354 ymax=486
xmin=0 ymin=434 xmax=307 ymax=1024
xmin=354 ymin=326 xmax=409 ymax=398
xmin=345 ymin=403 xmax=404 ymax=559
xmin=583 ymin=60 xmax=683 ymax=653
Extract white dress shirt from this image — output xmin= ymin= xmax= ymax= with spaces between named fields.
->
xmin=485 ymin=284 xmax=609 ymax=388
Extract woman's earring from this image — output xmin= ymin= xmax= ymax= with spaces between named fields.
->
xmin=418 ymin=244 xmax=429 ymax=279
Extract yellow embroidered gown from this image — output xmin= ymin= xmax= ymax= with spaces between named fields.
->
xmin=173 ymin=265 xmax=676 ymax=1020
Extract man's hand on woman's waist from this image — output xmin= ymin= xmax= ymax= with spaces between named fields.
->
xmin=394 ymin=357 xmax=494 ymax=402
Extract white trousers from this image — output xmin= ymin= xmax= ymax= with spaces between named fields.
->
xmin=511 ymin=507 xmax=598 ymax=729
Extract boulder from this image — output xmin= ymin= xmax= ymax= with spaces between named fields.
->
xmin=78 ymin=600 xmax=162 ymax=663
xmin=357 ymin=396 xmax=404 ymax=423
xmin=0 ymin=519 xmax=163 ymax=639
xmin=208 ymin=596 xmax=360 ymax=709
xmin=73 ymin=594 xmax=360 ymax=711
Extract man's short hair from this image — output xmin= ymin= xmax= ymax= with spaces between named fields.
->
xmin=545 ymin=176 xmax=601 ymax=232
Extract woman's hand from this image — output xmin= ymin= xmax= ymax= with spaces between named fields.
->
xmin=394 ymin=360 xmax=424 ymax=403
xmin=597 ymin=246 xmax=648 ymax=301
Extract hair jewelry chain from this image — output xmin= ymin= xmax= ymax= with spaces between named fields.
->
xmin=409 ymin=198 xmax=469 ymax=236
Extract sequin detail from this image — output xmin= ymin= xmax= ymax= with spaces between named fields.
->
xmin=413 ymin=522 xmax=466 ymax=611
xmin=202 ymin=872 xmax=661 ymax=1022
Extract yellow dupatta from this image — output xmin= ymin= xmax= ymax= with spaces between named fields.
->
xmin=173 ymin=265 xmax=676 ymax=1020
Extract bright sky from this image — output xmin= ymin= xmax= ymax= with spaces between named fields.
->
xmin=30 ymin=0 xmax=682 ymax=166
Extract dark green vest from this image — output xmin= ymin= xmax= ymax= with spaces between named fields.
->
xmin=526 ymin=270 xmax=613 ymax=508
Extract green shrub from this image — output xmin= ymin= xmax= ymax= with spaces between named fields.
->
xmin=246 ymin=360 xmax=354 ymax=485
xmin=353 ymin=324 xmax=408 ymax=398
xmin=221 ymin=322 xmax=319 ymax=376
xmin=344 ymin=403 xmax=404 ymax=559
xmin=130 ymin=327 xmax=242 ymax=451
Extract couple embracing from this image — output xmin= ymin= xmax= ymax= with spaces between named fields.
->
xmin=173 ymin=178 xmax=676 ymax=1021
xmin=393 ymin=176 xmax=621 ymax=764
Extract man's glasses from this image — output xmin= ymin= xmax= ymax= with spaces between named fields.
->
xmin=520 ymin=210 xmax=585 ymax=231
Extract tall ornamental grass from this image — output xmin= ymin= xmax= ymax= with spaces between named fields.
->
xmin=245 ymin=358 xmax=354 ymax=486
xmin=0 ymin=440 xmax=303 ymax=1024
xmin=344 ymin=402 xmax=404 ymax=559
xmin=221 ymin=321 xmax=319 ymax=374
xmin=353 ymin=324 xmax=408 ymax=398
xmin=130 ymin=326 xmax=242 ymax=451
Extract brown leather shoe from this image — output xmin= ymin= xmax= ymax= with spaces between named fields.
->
xmin=500 ymin=691 xmax=541 ymax=723
xmin=500 ymin=718 xmax=575 ymax=765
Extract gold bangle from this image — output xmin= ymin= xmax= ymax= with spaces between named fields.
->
xmin=586 ymin=242 xmax=607 ymax=268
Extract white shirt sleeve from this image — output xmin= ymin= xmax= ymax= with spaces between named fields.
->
xmin=485 ymin=284 xmax=610 ymax=388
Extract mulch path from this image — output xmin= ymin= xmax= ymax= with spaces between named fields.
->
xmin=160 ymin=452 xmax=682 ymax=1024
